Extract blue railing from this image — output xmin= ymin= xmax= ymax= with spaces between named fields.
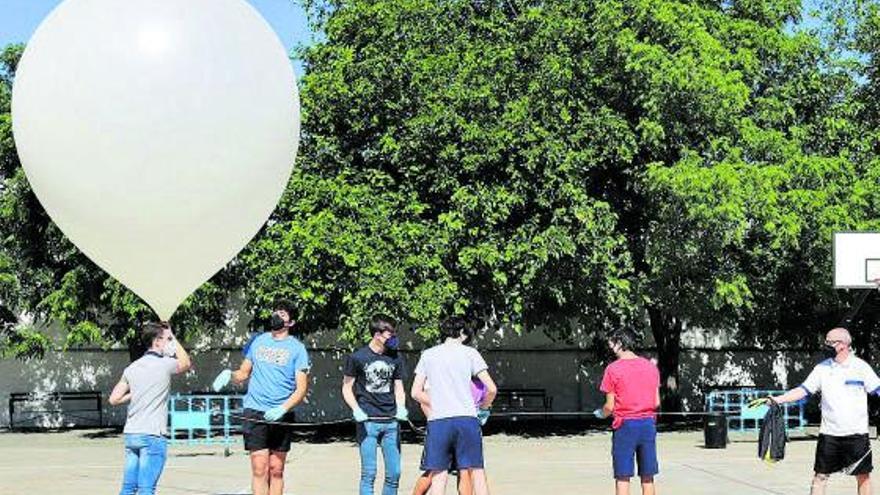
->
xmin=706 ymin=388 xmax=806 ymax=433
xmin=167 ymin=394 xmax=244 ymax=455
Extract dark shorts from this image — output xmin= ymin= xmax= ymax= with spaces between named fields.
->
xmin=242 ymin=408 xmax=295 ymax=452
xmin=612 ymin=418 xmax=659 ymax=478
xmin=420 ymin=417 xmax=484 ymax=471
xmin=421 ymin=449 xmax=461 ymax=474
xmin=814 ymin=433 xmax=872 ymax=475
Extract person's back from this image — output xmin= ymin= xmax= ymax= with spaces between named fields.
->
xmin=411 ymin=317 xmax=496 ymax=495
xmin=123 ymin=352 xmax=178 ymax=436
xmin=601 ymin=356 xmax=659 ymax=429
xmin=419 ymin=342 xmax=486 ymax=419
xmin=597 ymin=329 xmax=660 ymax=495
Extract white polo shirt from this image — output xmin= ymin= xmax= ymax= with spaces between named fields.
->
xmin=800 ymin=354 xmax=880 ymax=436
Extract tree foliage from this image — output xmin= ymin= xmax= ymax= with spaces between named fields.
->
xmin=289 ymin=0 xmax=880 ymax=406
xmin=1 ymin=1 xmax=880 ymax=411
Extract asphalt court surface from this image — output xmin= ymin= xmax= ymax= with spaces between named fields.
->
xmin=0 ymin=428 xmax=872 ymax=494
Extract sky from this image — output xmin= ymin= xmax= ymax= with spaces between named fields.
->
xmin=0 ymin=0 xmax=315 ymax=74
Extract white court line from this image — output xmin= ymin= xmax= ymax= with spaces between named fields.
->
xmin=677 ymin=462 xmax=790 ymax=495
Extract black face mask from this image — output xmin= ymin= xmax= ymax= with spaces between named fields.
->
xmin=269 ymin=313 xmax=285 ymax=331
xmin=822 ymin=344 xmax=838 ymax=360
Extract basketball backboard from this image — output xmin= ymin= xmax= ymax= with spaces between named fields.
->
xmin=833 ymin=232 xmax=880 ymax=288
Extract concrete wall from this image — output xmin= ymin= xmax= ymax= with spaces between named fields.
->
xmin=0 ymin=326 xmax=825 ymax=428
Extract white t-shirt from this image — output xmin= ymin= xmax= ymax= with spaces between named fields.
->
xmin=414 ymin=341 xmax=488 ymax=421
xmin=800 ymin=354 xmax=880 ymax=436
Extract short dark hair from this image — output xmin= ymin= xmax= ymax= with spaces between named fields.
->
xmin=607 ymin=327 xmax=640 ymax=352
xmin=370 ymin=314 xmax=396 ymax=335
xmin=142 ymin=321 xmax=169 ymax=346
xmin=439 ymin=316 xmax=467 ymax=340
xmin=273 ymin=299 xmax=295 ymax=318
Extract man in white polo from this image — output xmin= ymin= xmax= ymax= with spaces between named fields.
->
xmin=765 ymin=327 xmax=880 ymax=495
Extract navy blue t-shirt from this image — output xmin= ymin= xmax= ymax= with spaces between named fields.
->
xmin=343 ymin=346 xmax=405 ymax=418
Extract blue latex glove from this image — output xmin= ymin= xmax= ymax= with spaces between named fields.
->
xmin=477 ymin=408 xmax=491 ymax=426
xmin=353 ymin=407 xmax=369 ymax=423
xmin=593 ymin=408 xmax=606 ymax=419
xmin=395 ymin=405 xmax=409 ymax=421
xmin=264 ymin=406 xmax=287 ymax=422
xmin=211 ymin=369 xmax=231 ymax=392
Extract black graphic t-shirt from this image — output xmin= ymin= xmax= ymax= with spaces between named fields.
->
xmin=343 ymin=346 xmax=405 ymax=418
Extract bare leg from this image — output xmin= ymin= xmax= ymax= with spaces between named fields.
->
xmin=428 ymin=470 xmax=449 ymax=495
xmin=857 ymin=473 xmax=871 ymax=495
xmin=250 ymin=450 xmax=270 ymax=495
xmin=458 ymin=469 xmax=473 ymax=495
xmin=615 ymin=477 xmax=630 ymax=495
xmin=413 ymin=472 xmax=432 ymax=495
xmin=470 ymin=468 xmax=489 ymax=495
xmin=810 ymin=473 xmax=828 ymax=495
xmin=268 ymin=451 xmax=288 ymax=495
xmin=640 ymin=476 xmax=654 ymax=495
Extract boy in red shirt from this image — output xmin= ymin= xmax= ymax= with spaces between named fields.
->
xmin=595 ymin=328 xmax=661 ymax=495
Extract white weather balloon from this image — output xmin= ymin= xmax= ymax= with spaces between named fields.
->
xmin=12 ymin=0 xmax=300 ymax=320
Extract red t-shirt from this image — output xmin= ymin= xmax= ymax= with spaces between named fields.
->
xmin=599 ymin=357 xmax=660 ymax=429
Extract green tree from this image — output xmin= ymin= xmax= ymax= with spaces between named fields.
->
xmin=291 ymin=0 xmax=878 ymax=407
xmin=2 ymin=0 xmax=879 ymax=417
xmin=271 ymin=0 xmax=637 ymax=341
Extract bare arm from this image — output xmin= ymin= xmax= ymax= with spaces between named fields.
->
xmin=475 ymin=370 xmax=497 ymax=409
xmin=231 ymin=358 xmax=253 ymax=384
xmin=394 ymin=379 xmax=406 ymax=409
xmin=655 ymin=389 xmax=661 ymax=408
xmin=342 ymin=375 xmax=359 ymax=412
xmin=172 ymin=336 xmax=192 ymax=374
xmin=109 ymin=378 xmax=131 ymax=406
xmin=770 ymin=387 xmax=807 ymax=404
xmin=411 ymin=373 xmax=431 ymax=410
xmin=602 ymin=392 xmax=616 ymax=417
xmin=280 ymin=371 xmax=309 ymax=411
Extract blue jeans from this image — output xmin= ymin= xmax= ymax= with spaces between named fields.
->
xmin=119 ymin=434 xmax=168 ymax=495
xmin=358 ymin=421 xmax=401 ymax=495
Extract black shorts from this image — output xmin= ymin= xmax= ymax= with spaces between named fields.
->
xmin=814 ymin=433 xmax=872 ymax=475
xmin=242 ymin=408 xmax=296 ymax=452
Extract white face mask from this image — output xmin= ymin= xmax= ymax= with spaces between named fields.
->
xmin=163 ymin=337 xmax=177 ymax=357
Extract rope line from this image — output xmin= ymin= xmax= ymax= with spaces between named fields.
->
xmin=219 ymin=410 xmax=718 ymax=430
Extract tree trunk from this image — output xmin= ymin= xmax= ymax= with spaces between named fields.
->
xmin=648 ymin=307 xmax=683 ymax=412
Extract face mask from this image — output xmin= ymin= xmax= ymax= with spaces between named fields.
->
xmin=385 ymin=336 xmax=399 ymax=350
xmin=269 ymin=313 xmax=286 ymax=331
xmin=163 ymin=338 xmax=177 ymax=357
xmin=822 ymin=344 xmax=838 ymax=360
xmin=462 ymin=330 xmax=474 ymax=345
